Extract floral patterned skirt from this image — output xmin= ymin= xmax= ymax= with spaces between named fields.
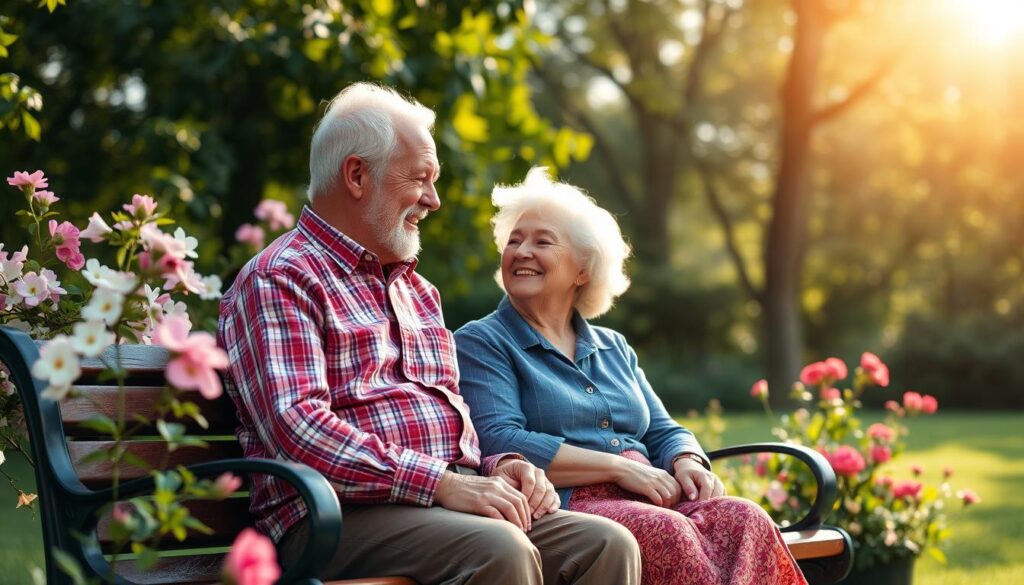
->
xmin=567 ymin=451 xmax=807 ymax=585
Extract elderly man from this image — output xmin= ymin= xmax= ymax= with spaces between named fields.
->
xmin=218 ymin=83 xmax=641 ymax=585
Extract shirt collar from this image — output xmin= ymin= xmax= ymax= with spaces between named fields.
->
xmin=296 ymin=206 xmax=418 ymax=275
xmin=496 ymin=296 xmax=611 ymax=359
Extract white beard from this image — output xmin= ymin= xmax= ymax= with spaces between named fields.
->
xmin=364 ymin=191 xmax=422 ymax=262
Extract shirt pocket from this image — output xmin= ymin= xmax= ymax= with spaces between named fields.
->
xmin=402 ymin=325 xmax=458 ymax=389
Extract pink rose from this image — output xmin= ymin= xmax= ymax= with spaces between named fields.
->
xmin=223 ymin=528 xmax=280 ymax=585
xmin=48 ymin=220 xmax=84 ymax=270
xmin=903 ymin=391 xmax=923 ymax=413
xmin=921 ymin=394 xmax=938 ymax=414
xmin=870 ymin=444 xmax=892 ymax=464
xmin=254 ymin=199 xmax=295 ymax=231
xmin=820 ymin=387 xmax=841 ymax=401
xmin=866 ymin=423 xmax=895 ymax=443
xmin=800 ymin=361 xmax=829 ymax=386
xmin=754 ymin=452 xmax=771 ymax=477
xmin=824 ymin=357 xmax=848 ymax=381
xmin=892 ymin=480 xmax=923 ymax=500
xmin=884 ymin=400 xmax=902 ymax=414
xmin=956 ymin=489 xmax=980 ymax=507
xmin=750 ymin=379 xmax=768 ymax=399
xmin=860 ymin=352 xmax=890 ymax=387
xmin=875 ymin=475 xmax=894 ymax=488
xmin=32 ymin=190 xmax=60 ymax=205
xmin=827 ymin=445 xmax=866 ymax=477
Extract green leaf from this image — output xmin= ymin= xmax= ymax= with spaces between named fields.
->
xmin=22 ymin=110 xmax=41 ymax=141
xmin=182 ymin=515 xmax=214 ymax=535
xmin=52 ymin=549 xmax=88 ymax=585
xmin=78 ymin=414 xmax=118 ymax=436
xmin=157 ymin=419 xmax=185 ymax=444
xmin=78 ymin=450 xmax=115 ymax=465
xmin=120 ymin=451 xmax=152 ymax=471
xmin=926 ymin=546 xmax=948 ymax=564
xmin=131 ymin=543 xmax=158 ymax=571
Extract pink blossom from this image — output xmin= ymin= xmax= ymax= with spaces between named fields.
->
xmin=826 ymin=445 xmax=866 ymax=477
xmin=892 ymin=480 xmax=923 ymax=500
xmin=7 ymin=170 xmax=48 ymax=189
xmin=800 ymin=361 xmax=829 ymax=386
xmin=161 ymin=258 xmax=204 ymax=294
xmin=870 ymin=444 xmax=892 ymax=464
xmin=112 ymin=502 xmax=134 ymax=525
xmin=235 ymin=223 xmax=265 ymax=248
xmin=754 ymin=452 xmax=771 ymax=477
xmin=223 ymin=528 xmax=280 ymax=585
xmin=867 ymin=423 xmax=895 ymax=443
xmin=80 ymin=213 xmax=113 ymax=243
xmin=820 ymin=387 xmax=841 ymax=401
xmin=750 ymin=379 xmax=768 ymax=399
xmin=32 ymin=190 xmax=59 ymax=205
xmin=884 ymin=400 xmax=902 ymax=414
xmin=824 ymin=357 xmax=848 ymax=381
xmin=254 ymin=199 xmax=295 ymax=231
xmin=957 ymin=489 xmax=980 ymax=506
xmin=910 ymin=464 xmax=924 ymax=476
xmin=903 ymin=391 xmax=924 ymax=413
xmin=48 ymin=220 xmax=83 ymax=270
xmin=39 ymin=268 xmax=67 ymax=302
xmin=875 ymin=475 xmax=894 ymax=489
xmin=921 ymin=394 xmax=938 ymax=414
xmin=860 ymin=352 xmax=890 ymax=387
xmin=123 ymin=194 xmax=158 ymax=218
xmin=765 ymin=481 xmax=788 ymax=511
xmin=152 ymin=315 xmax=228 ymax=399
xmin=14 ymin=272 xmax=49 ymax=307
xmin=212 ymin=472 xmax=243 ymax=498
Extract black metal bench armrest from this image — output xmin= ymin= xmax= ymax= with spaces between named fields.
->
xmin=72 ymin=458 xmax=340 ymax=585
xmin=707 ymin=442 xmax=837 ymax=533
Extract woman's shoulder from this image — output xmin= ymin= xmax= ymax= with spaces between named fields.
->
xmin=587 ymin=322 xmax=631 ymax=350
xmin=454 ymin=310 xmax=506 ymax=343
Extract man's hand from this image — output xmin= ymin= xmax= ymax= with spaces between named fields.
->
xmin=672 ymin=457 xmax=726 ymax=502
xmin=613 ymin=458 xmax=683 ymax=507
xmin=491 ymin=459 xmax=560 ymax=519
xmin=434 ymin=471 xmax=534 ymax=531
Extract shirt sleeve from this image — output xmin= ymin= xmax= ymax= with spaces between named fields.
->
xmin=455 ymin=328 xmax=566 ymax=470
xmin=225 ymin=268 xmax=447 ymax=506
xmin=622 ymin=337 xmax=709 ymax=472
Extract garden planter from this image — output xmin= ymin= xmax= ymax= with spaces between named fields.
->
xmin=841 ymin=555 xmax=915 ymax=585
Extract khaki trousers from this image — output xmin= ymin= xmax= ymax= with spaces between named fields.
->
xmin=278 ymin=504 xmax=641 ymax=585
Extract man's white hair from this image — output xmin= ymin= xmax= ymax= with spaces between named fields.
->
xmin=307 ymin=82 xmax=435 ymax=201
xmin=491 ymin=167 xmax=631 ymax=319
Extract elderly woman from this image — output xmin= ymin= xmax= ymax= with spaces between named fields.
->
xmin=455 ymin=168 xmax=807 ymax=585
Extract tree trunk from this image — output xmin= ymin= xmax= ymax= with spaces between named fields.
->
xmin=638 ymin=113 xmax=681 ymax=265
xmin=763 ymin=0 xmax=826 ymax=404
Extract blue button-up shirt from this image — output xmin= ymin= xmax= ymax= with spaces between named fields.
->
xmin=455 ymin=296 xmax=706 ymax=508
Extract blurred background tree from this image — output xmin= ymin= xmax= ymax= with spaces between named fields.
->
xmin=2 ymin=0 xmax=1022 ymax=411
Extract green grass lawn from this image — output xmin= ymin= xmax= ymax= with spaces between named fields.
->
xmin=1 ymin=412 xmax=1021 ymax=584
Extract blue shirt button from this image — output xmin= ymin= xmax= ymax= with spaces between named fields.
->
xmin=610 ymin=438 xmax=620 ymax=447
xmin=585 ymin=386 xmax=595 ymax=394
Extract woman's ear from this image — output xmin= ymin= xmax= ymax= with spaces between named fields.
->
xmin=574 ymin=270 xmax=590 ymax=287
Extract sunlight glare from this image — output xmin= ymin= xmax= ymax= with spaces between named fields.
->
xmin=949 ymin=0 xmax=1024 ymax=46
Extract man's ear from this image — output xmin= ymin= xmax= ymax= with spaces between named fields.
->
xmin=340 ymin=155 xmax=369 ymax=200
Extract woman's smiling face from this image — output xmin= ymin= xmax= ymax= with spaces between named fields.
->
xmin=501 ymin=210 xmax=588 ymax=305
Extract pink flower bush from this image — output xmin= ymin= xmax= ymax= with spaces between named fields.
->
xmin=223 ymin=528 xmax=281 ymax=585
xmin=235 ymin=223 xmax=265 ymax=249
xmin=826 ymin=445 xmax=866 ymax=477
xmin=254 ymin=199 xmax=295 ymax=231
xmin=957 ymin=489 xmax=980 ymax=506
xmin=748 ymin=351 xmax=978 ymax=569
xmin=860 ymin=352 xmax=890 ymax=387
xmin=152 ymin=315 xmax=228 ymax=399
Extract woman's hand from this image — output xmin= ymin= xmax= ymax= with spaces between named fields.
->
xmin=672 ymin=457 xmax=726 ymax=501
xmin=492 ymin=459 xmax=561 ymax=520
xmin=613 ymin=458 xmax=683 ymax=507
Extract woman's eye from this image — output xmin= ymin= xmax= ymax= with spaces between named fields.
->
xmin=537 ymin=240 xmax=551 ymax=246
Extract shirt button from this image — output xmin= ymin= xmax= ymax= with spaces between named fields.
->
xmin=610 ymin=438 xmax=621 ymax=447
xmin=600 ymin=419 xmax=610 ymax=429
xmin=585 ymin=386 xmax=595 ymax=394
xmin=363 ymin=253 xmax=373 ymax=262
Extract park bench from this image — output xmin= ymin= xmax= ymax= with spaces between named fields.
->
xmin=1 ymin=326 xmax=851 ymax=584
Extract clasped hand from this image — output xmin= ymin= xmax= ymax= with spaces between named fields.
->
xmin=434 ymin=459 xmax=560 ymax=532
xmin=615 ymin=457 xmax=726 ymax=507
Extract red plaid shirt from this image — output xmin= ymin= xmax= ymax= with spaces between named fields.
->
xmin=218 ymin=207 xmax=509 ymax=542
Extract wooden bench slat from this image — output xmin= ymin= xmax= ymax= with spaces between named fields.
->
xmin=98 ymin=498 xmax=252 ymax=552
xmin=68 ymin=440 xmax=243 ymax=486
xmin=62 ymin=386 xmax=237 ymax=436
xmin=783 ymin=529 xmax=847 ymax=560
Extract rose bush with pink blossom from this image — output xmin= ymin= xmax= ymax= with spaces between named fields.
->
xmin=0 ymin=169 xmax=289 ymax=581
xmin=744 ymin=352 xmax=979 ymax=570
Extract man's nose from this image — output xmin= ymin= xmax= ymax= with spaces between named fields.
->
xmin=421 ymin=183 xmax=440 ymax=211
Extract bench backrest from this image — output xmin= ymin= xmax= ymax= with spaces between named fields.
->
xmin=0 ymin=326 xmax=251 ymax=584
